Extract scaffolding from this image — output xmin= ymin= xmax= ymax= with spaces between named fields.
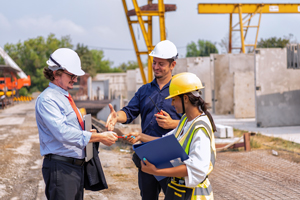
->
xmin=122 ymin=0 xmax=176 ymax=84
xmin=198 ymin=3 xmax=300 ymax=53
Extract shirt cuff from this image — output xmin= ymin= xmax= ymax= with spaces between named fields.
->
xmin=82 ymin=130 xmax=92 ymax=147
xmin=120 ymin=108 xmax=131 ymax=124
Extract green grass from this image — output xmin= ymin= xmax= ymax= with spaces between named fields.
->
xmin=233 ymin=129 xmax=300 ymax=154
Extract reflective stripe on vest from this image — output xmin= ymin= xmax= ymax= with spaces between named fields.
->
xmin=174 ymin=115 xmax=216 ymax=171
xmin=194 ymin=184 xmax=212 ymax=196
xmin=174 ymin=114 xmax=188 ymax=138
xmin=174 ymin=114 xmax=216 ymax=199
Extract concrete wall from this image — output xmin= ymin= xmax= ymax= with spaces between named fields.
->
xmin=174 ymin=57 xmax=212 ymax=106
xmin=97 ymin=97 xmax=120 ymax=122
xmin=212 ymin=54 xmax=255 ymax=118
xmin=91 ymin=80 xmax=109 ymax=100
xmin=93 ymin=73 xmax=127 ymax=100
xmin=255 ymin=48 xmax=300 ymax=127
xmin=234 ymin=71 xmax=255 ymax=118
xmin=213 ymin=54 xmax=234 ymax=115
xmin=230 ymin=54 xmax=255 ymax=118
xmin=173 ymin=58 xmax=188 ymax=74
xmin=126 ymin=70 xmax=136 ymax=101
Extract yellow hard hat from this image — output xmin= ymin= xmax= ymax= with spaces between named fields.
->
xmin=165 ymin=72 xmax=204 ymax=99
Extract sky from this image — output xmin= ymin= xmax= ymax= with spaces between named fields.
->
xmin=1 ymin=0 xmax=300 ymax=68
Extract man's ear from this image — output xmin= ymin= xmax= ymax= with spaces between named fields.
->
xmin=53 ymin=70 xmax=58 ymax=80
xmin=170 ymin=61 xmax=176 ymax=70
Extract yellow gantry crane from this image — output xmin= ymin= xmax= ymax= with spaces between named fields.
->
xmin=122 ymin=0 xmax=176 ymax=84
xmin=198 ymin=3 xmax=300 ymax=53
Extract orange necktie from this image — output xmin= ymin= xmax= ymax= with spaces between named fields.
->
xmin=66 ymin=94 xmax=84 ymax=130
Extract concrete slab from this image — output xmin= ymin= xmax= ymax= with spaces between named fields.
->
xmin=213 ymin=114 xmax=300 ymax=144
xmin=0 ymin=117 xmax=25 ymax=125
xmin=215 ymin=124 xmax=234 ymax=138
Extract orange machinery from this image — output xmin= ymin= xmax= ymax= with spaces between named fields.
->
xmin=0 ymin=66 xmax=31 ymax=97
xmin=0 ymin=47 xmax=31 ymax=97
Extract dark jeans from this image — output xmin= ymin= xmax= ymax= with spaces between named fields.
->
xmin=42 ymin=157 xmax=84 ymax=200
xmin=138 ymin=169 xmax=169 ymax=200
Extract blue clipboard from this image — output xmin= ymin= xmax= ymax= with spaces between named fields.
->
xmin=132 ymin=134 xmax=189 ymax=181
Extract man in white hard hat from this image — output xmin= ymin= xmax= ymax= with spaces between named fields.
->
xmin=106 ymin=40 xmax=182 ymax=200
xmin=35 ymin=48 xmax=118 ymax=200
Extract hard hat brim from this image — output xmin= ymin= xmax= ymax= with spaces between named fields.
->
xmin=47 ymin=60 xmax=85 ymax=76
xmin=165 ymin=87 xmax=204 ymax=99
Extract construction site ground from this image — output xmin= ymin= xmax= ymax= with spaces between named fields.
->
xmin=0 ymin=100 xmax=300 ymax=200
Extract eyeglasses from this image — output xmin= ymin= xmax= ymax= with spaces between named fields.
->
xmin=62 ymin=71 xmax=78 ymax=80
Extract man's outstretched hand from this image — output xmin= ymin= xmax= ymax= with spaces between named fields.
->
xmin=105 ymin=103 xmax=117 ymax=131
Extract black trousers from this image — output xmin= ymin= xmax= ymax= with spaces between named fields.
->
xmin=42 ymin=157 xmax=84 ymax=200
xmin=138 ymin=169 xmax=169 ymax=200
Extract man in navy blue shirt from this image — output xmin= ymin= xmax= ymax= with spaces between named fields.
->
xmin=106 ymin=40 xmax=182 ymax=200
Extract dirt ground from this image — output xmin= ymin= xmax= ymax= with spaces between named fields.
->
xmin=1 ymin=101 xmax=300 ymax=200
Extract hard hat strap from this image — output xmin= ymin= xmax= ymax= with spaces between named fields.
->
xmin=49 ymin=55 xmax=62 ymax=68
xmin=172 ymin=53 xmax=179 ymax=60
xmin=180 ymin=94 xmax=185 ymax=114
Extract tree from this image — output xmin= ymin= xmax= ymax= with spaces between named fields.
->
xmin=116 ymin=61 xmax=140 ymax=72
xmin=256 ymin=35 xmax=294 ymax=48
xmin=4 ymin=34 xmax=73 ymax=93
xmin=186 ymin=40 xmax=218 ymax=57
xmin=2 ymin=34 xmax=119 ymax=93
xmin=91 ymin=49 xmax=114 ymax=73
xmin=0 ymin=56 xmax=4 ymax=65
xmin=218 ymin=32 xmax=240 ymax=54
xmin=75 ymin=44 xmax=96 ymax=77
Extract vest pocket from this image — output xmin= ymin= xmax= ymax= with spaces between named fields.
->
xmin=165 ymin=181 xmax=193 ymax=200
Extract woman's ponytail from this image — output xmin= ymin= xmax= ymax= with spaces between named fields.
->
xmin=187 ymin=92 xmax=217 ymax=132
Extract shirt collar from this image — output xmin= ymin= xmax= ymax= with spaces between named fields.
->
xmin=151 ymin=78 xmax=171 ymax=90
xmin=48 ymin=82 xmax=69 ymax=97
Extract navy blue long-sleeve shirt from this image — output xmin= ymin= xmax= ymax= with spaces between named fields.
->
xmin=121 ymin=78 xmax=182 ymax=137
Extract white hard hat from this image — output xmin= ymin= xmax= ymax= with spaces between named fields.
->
xmin=149 ymin=40 xmax=178 ymax=60
xmin=46 ymin=48 xmax=85 ymax=76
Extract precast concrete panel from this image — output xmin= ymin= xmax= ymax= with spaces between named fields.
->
xmin=230 ymin=54 xmax=255 ymax=119
xmin=186 ymin=57 xmax=212 ymax=107
xmin=229 ymin=54 xmax=254 ymax=73
xmin=126 ymin=70 xmax=136 ymax=101
xmin=172 ymin=58 xmax=187 ymax=75
xmin=91 ymin=81 xmax=105 ymax=100
xmin=97 ymin=98 xmax=120 ymax=122
xmin=255 ymin=48 xmax=300 ymax=127
xmin=135 ymin=68 xmax=147 ymax=91
xmin=214 ymin=54 xmax=234 ymax=115
xmin=234 ymin=71 xmax=255 ymax=118
xmin=94 ymin=73 xmax=127 ymax=100
xmin=210 ymin=54 xmax=216 ymax=113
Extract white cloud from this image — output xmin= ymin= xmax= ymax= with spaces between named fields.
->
xmin=92 ymin=26 xmax=117 ymax=38
xmin=15 ymin=15 xmax=86 ymax=35
xmin=0 ymin=13 xmax=11 ymax=30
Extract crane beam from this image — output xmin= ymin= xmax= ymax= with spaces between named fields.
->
xmin=198 ymin=3 xmax=300 ymax=53
xmin=198 ymin=3 xmax=300 ymax=14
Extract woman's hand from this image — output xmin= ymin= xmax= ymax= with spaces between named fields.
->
xmin=124 ymin=132 xmax=140 ymax=144
xmin=141 ymin=158 xmax=158 ymax=175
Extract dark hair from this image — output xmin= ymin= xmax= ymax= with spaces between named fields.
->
xmin=185 ymin=92 xmax=217 ymax=132
xmin=167 ymin=58 xmax=175 ymax=65
xmin=43 ymin=67 xmax=63 ymax=81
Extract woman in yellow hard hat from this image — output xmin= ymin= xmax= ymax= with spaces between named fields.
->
xmin=125 ymin=72 xmax=216 ymax=200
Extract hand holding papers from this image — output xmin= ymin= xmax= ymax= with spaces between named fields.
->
xmin=132 ymin=134 xmax=189 ymax=181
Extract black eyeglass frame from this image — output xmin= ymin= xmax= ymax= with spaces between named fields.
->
xmin=61 ymin=71 xmax=78 ymax=80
